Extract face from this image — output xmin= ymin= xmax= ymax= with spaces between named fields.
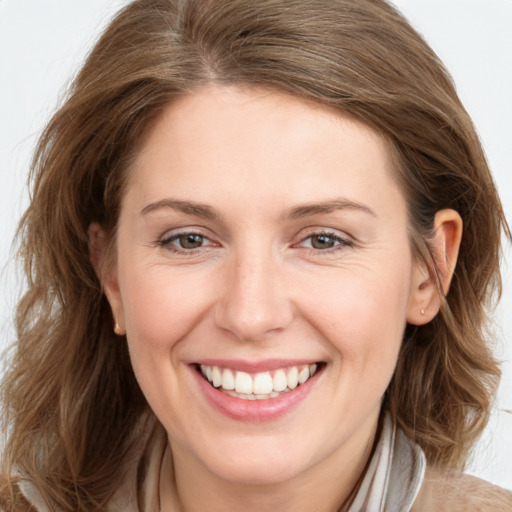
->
xmin=103 ymin=85 xmax=428 ymax=486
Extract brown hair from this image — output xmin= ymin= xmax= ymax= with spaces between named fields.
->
xmin=1 ymin=0 xmax=509 ymax=509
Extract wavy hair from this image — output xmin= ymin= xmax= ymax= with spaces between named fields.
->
xmin=1 ymin=0 xmax=509 ymax=509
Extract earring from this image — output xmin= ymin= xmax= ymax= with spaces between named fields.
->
xmin=420 ymin=309 xmax=425 ymax=316
xmin=114 ymin=322 xmax=125 ymax=336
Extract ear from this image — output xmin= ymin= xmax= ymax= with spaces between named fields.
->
xmin=88 ymin=222 xmax=126 ymax=335
xmin=407 ymin=209 xmax=463 ymax=325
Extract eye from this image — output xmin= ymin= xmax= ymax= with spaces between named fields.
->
xmin=298 ymin=231 xmax=352 ymax=251
xmin=174 ymin=233 xmax=206 ymax=249
xmin=308 ymin=233 xmax=339 ymax=249
xmin=159 ymin=231 xmax=216 ymax=252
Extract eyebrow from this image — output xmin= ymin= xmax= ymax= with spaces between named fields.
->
xmin=284 ymin=199 xmax=376 ymax=219
xmin=140 ymin=197 xmax=375 ymax=221
xmin=140 ymin=199 xmax=219 ymax=220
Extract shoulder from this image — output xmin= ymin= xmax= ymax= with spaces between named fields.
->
xmin=412 ymin=466 xmax=512 ymax=512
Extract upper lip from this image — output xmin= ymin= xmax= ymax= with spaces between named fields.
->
xmin=191 ymin=358 xmax=324 ymax=373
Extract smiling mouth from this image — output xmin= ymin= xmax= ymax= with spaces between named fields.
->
xmin=196 ymin=363 xmax=325 ymax=400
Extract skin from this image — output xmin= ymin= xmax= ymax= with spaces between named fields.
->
xmin=90 ymin=85 xmax=462 ymax=511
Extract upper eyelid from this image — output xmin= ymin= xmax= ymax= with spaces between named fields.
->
xmin=295 ymin=227 xmax=352 ymax=242
xmin=159 ymin=226 xmax=213 ymax=240
xmin=300 ymin=230 xmax=345 ymax=239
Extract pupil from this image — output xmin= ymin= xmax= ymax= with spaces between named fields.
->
xmin=180 ymin=234 xmax=203 ymax=249
xmin=312 ymin=234 xmax=334 ymax=249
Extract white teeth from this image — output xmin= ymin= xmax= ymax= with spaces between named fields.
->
xmin=235 ymin=371 xmax=253 ymax=394
xmin=199 ymin=363 xmax=321 ymax=399
xmin=298 ymin=365 xmax=310 ymax=384
xmin=212 ymin=366 xmax=222 ymax=387
xmin=221 ymin=369 xmax=235 ymax=390
xmin=253 ymin=372 xmax=273 ymax=394
xmin=287 ymin=366 xmax=299 ymax=390
xmin=273 ymin=369 xmax=288 ymax=392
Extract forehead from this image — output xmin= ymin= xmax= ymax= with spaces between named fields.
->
xmin=125 ymin=85 xmax=406 ymax=221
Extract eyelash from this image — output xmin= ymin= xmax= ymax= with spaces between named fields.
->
xmin=157 ymin=230 xmax=353 ymax=255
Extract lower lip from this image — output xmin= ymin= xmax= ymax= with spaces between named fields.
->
xmin=192 ymin=366 xmax=321 ymax=422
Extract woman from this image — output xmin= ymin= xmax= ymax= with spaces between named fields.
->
xmin=1 ymin=0 xmax=511 ymax=510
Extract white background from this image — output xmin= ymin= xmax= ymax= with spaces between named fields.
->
xmin=1 ymin=0 xmax=511 ymax=489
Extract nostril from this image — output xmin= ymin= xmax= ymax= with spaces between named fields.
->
xmin=214 ymin=308 xmax=294 ymax=343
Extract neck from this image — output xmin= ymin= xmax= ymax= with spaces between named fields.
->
xmin=159 ymin=415 xmax=380 ymax=512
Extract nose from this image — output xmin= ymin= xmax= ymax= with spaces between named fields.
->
xmin=214 ymin=248 xmax=294 ymax=342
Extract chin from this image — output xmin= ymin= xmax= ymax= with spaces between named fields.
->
xmin=197 ymin=440 xmax=313 ymax=485
xmin=211 ymin=458 xmax=305 ymax=486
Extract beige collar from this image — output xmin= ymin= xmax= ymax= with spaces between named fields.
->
xmin=347 ymin=413 xmax=426 ymax=511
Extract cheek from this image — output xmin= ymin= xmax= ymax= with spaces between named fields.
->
xmin=118 ymin=261 xmax=214 ymax=353
xmin=116 ymin=263 xmax=215 ymax=424
xmin=296 ymin=258 xmax=412 ymax=366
